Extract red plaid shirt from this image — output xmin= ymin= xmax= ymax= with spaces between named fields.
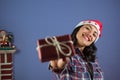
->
xmin=50 ymin=48 xmax=104 ymax=80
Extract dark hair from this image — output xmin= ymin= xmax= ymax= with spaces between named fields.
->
xmin=71 ymin=26 xmax=97 ymax=62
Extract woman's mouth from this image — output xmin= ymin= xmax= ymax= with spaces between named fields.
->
xmin=82 ymin=34 xmax=91 ymax=41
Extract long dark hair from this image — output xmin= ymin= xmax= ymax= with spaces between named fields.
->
xmin=71 ymin=26 xmax=97 ymax=62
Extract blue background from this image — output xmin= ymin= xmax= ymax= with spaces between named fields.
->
xmin=0 ymin=0 xmax=120 ymax=80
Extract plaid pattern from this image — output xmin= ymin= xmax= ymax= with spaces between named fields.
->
xmin=51 ymin=48 xmax=104 ymax=80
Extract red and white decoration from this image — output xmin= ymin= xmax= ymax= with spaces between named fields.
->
xmin=0 ymin=50 xmax=16 ymax=80
xmin=0 ymin=30 xmax=16 ymax=80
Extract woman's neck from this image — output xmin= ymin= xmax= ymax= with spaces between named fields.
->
xmin=75 ymin=44 xmax=85 ymax=52
xmin=79 ymin=47 xmax=84 ymax=52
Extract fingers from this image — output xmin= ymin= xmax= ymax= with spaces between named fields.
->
xmin=50 ymin=60 xmax=58 ymax=69
xmin=57 ymin=58 xmax=66 ymax=69
xmin=50 ymin=57 xmax=70 ymax=69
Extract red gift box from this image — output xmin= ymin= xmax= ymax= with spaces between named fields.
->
xmin=36 ymin=34 xmax=75 ymax=62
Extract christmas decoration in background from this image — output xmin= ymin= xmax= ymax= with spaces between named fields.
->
xmin=0 ymin=30 xmax=16 ymax=80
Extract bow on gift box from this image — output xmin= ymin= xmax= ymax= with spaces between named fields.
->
xmin=45 ymin=36 xmax=72 ymax=58
xmin=37 ymin=36 xmax=73 ymax=59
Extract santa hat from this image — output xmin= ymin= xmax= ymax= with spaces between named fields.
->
xmin=75 ymin=20 xmax=102 ymax=42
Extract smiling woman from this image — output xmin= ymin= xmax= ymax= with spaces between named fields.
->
xmin=49 ymin=20 xmax=104 ymax=80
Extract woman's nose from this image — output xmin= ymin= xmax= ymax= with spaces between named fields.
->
xmin=88 ymin=31 xmax=93 ymax=36
xmin=87 ymin=31 xmax=94 ymax=40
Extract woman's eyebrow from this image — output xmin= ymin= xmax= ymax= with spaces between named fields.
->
xmin=86 ymin=25 xmax=92 ymax=29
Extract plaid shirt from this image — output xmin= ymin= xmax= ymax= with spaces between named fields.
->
xmin=50 ymin=48 xmax=104 ymax=80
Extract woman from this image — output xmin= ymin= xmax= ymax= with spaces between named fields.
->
xmin=49 ymin=20 xmax=104 ymax=80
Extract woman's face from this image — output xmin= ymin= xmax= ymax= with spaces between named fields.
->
xmin=76 ymin=24 xmax=98 ymax=47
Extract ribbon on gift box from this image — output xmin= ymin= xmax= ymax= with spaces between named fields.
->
xmin=37 ymin=36 xmax=73 ymax=59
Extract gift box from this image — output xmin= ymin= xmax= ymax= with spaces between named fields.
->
xmin=36 ymin=34 xmax=75 ymax=62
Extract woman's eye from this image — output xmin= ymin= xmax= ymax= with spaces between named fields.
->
xmin=86 ymin=27 xmax=90 ymax=30
xmin=93 ymin=34 xmax=97 ymax=38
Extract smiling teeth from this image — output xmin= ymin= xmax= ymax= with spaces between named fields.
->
xmin=84 ymin=36 xmax=89 ymax=41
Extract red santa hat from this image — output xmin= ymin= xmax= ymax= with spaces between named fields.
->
xmin=75 ymin=20 xmax=102 ymax=42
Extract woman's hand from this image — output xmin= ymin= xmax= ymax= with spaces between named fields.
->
xmin=50 ymin=57 xmax=70 ymax=70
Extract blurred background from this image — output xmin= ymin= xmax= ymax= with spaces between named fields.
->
xmin=0 ymin=0 xmax=120 ymax=80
